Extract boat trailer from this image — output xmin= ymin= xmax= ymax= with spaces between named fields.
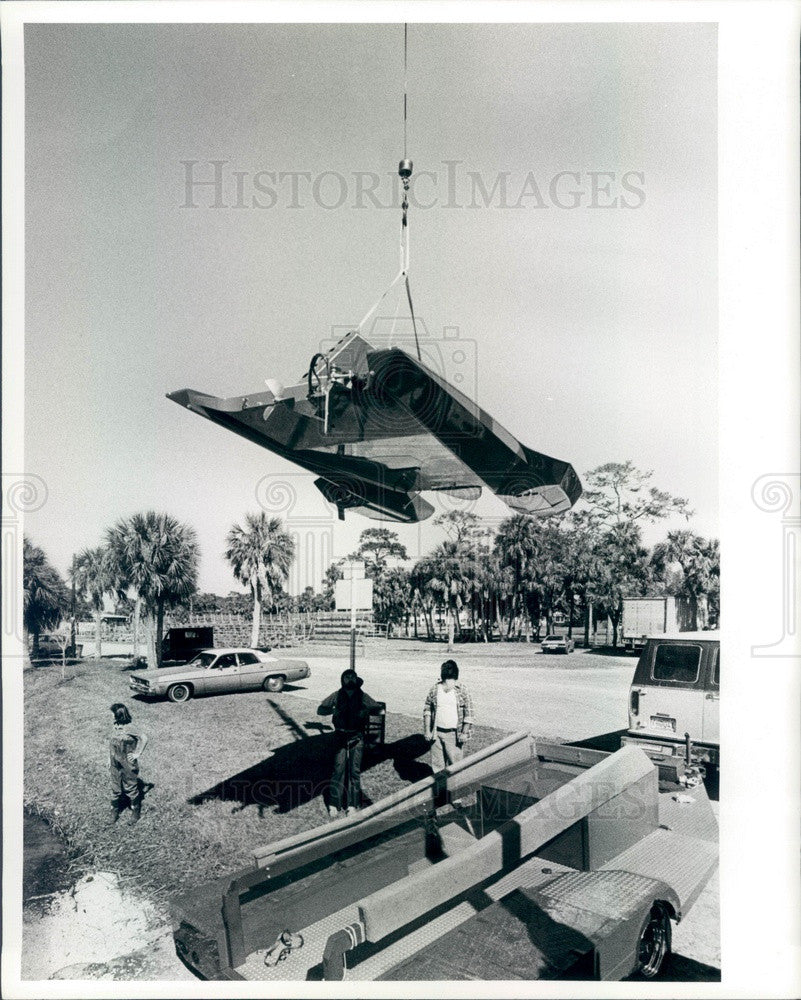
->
xmin=171 ymin=733 xmax=717 ymax=981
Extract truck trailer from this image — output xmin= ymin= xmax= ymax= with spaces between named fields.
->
xmin=621 ymin=597 xmax=693 ymax=652
xmin=171 ymin=733 xmax=717 ymax=982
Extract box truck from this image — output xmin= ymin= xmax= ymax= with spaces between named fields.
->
xmin=620 ymin=597 xmax=692 ymax=652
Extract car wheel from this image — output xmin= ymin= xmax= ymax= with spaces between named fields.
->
xmin=264 ymin=675 xmax=285 ymax=693
xmin=167 ymin=683 xmax=192 ymax=703
xmin=633 ymin=902 xmax=671 ymax=978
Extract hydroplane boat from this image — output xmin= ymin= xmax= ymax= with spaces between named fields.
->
xmin=168 ymin=332 xmax=582 ymax=523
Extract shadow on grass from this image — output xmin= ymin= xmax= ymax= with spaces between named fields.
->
xmin=130 ymin=682 xmax=309 ymax=705
xmin=187 ymin=729 xmax=433 ymax=815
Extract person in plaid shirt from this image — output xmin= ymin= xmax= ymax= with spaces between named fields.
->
xmin=423 ymin=660 xmax=474 ymax=771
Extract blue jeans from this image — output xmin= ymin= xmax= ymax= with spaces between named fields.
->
xmin=431 ymin=728 xmax=463 ymax=772
xmin=330 ymin=732 xmax=364 ymax=810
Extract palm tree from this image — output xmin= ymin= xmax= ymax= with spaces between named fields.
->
xmin=23 ymin=537 xmax=69 ymax=660
xmin=410 ymin=555 xmax=437 ymax=640
xmin=225 ymin=513 xmax=295 ymax=647
xmin=106 ymin=512 xmax=199 ymax=668
xmin=702 ymin=538 xmax=720 ymax=626
xmin=590 ymin=522 xmax=651 ymax=646
xmin=494 ymin=516 xmax=545 ymax=638
xmin=652 ymin=530 xmax=719 ymax=629
xmin=425 ymin=541 xmax=468 ymax=651
xmin=372 ymin=567 xmax=412 ymax=635
xmin=73 ymin=546 xmax=115 ymax=659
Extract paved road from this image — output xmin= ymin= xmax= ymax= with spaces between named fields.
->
xmin=292 ymin=649 xmax=634 ymax=743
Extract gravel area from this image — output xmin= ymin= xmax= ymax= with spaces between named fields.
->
xmin=293 ymin=645 xmax=636 ymax=742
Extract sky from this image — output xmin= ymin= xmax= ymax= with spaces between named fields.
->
xmin=23 ymin=22 xmax=717 ymax=595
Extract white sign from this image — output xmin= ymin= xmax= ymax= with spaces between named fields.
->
xmin=335 ymin=578 xmax=373 ymax=611
xmin=342 ymin=560 xmax=366 ymax=581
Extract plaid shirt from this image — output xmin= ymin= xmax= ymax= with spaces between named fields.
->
xmin=423 ymin=681 xmax=474 ymax=743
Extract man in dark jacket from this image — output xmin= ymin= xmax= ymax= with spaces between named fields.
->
xmin=317 ymin=669 xmax=380 ymax=819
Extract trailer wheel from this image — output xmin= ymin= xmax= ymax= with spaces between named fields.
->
xmin=634 ymin=901 xmax=671 ymax=978
xmin=264 ymin=675 xmax=285 ymax=693
xmin=167 ymin=683 xmax=192 ymax=704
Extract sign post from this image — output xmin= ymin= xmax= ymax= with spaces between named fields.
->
xmin=350 ymin=566 xmax=357 ymax=669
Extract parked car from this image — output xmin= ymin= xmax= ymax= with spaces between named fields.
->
xmin=540 ymin=634 xmax=575 ymax=654
xmin=129 ymin=647 xmax=310 ymax=703
xmin=30 ymin=634 xmax=83 ymax=659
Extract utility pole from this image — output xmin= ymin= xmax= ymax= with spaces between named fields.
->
xmin=70 ymin=554 xmax=77 ymax=656
xmin=336 ymin=561 xmax=372 ymax=672
xmin=350 ymin=568 xmax=357 ymax=670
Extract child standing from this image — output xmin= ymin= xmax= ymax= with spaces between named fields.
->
xmin=109 ymin=702 xmax=149 ymax=825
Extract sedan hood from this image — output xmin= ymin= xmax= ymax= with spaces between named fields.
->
xmin=131 ymin=664 xmax=198 ymax=682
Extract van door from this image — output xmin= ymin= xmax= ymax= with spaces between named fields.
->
xmin=631 ymin=641 xmax=706 ymax=743
xmin=702 ymin=645 xmax=720 ymax=745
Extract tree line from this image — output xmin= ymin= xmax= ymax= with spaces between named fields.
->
xmin=23 ymin=462 xmax=719 ymax=664
xmin=24 ymin=511 xmax=293 ymax=668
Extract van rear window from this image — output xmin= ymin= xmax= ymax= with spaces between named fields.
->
xmin=652 ymin=644 xmax=701 ymax=683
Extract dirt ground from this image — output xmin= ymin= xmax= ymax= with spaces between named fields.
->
xmin=22 ymin=642 xmax=719 ymax=981
xmin=297 ymin=642 xmax=636 ymax=741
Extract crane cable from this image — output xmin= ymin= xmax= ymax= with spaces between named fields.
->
xmin=357 ymin=22 xmax=421 ymax=361
xmin=404 ymin=20 xmax=408 ymax=162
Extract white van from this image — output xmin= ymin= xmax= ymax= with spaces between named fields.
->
xmin=623 ymin=632 xmax=719 ymax=770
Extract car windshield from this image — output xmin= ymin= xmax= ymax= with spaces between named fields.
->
xmin=544 ymin=635 xmax=562 ymax=641
xmin=187 ymin=652 xmax=217 ymax=669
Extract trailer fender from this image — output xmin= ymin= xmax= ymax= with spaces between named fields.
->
xmin=593 ymin=880 xmax=680 ymax=981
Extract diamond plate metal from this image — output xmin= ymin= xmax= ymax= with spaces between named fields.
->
xmin=406 ymin=857 xmax=434 ymax=877
xmin=232 ymin=776 xmax=718 ymax=979
xmin=658 ymin=786 xmax=718 ymax=843
xmin=536 ymin=869 xmax=657 ymax=921
xmin=601 ymin=828 xmax=718 ymax=912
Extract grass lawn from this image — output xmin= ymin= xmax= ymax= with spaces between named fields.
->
xmin=24 ymin=658 xmax=509 ymax=907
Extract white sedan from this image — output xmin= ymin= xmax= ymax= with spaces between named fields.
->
xmin=129 ymin=647 xmax=311 ymax=703
xmin=540 ymin=634 xmax=576 ymax=654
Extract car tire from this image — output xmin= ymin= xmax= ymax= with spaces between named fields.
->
xmin=264 ymin=675 xmax=285 ymax=693
xmin=167 ymin=683 xmax=192 ymax=704
xmin=633 ymin=901 xmax=671 ymax=979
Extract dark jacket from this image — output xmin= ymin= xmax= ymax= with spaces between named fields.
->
xmin=318 ymin=688 xmax=380 ymax=733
